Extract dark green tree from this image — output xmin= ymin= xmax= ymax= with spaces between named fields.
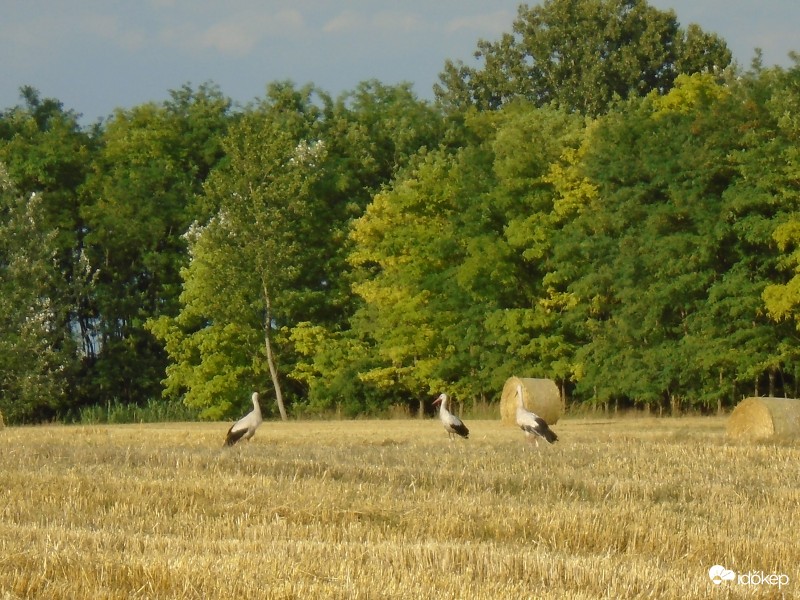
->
xmin=435 ymin=0 xmax=731 ymax=116
xmin=759 ymin=57 xmax=800 ymax=317
xmin=81 ymin=83 xmax=230 ymax=406
xmin=555 ymin=71 xmax=798 ymax=409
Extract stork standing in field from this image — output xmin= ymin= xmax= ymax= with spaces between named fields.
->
xmin=515 ymin=384 xmax=558 ymax=446
xmin=433 ymin=393 xmax=470 ymax=440
xmin=224 ymin=392 xmax=263 ymax=447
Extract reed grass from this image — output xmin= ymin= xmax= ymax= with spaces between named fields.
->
xmin=0 ymin=417 xmax=797 ymax=599
xmin=74 ymin=398 xmax=197 ymax=425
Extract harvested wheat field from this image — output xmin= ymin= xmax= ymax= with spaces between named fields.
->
xmin=0 ymin=417 xmax=797 ymax=599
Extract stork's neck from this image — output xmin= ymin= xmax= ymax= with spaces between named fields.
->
xmin=252 ymin=396 xmax=262 ymax=418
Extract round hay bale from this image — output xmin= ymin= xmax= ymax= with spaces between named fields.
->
xmin=727 ymin=397 xmax=800 ymax=440
xmin=500 ymin=377 xmax=563 ymax=426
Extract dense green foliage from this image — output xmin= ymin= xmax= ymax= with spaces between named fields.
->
xmin=81 ymin=83 xmax=231 ymax=407
xmin=0 ymin=170 xmax=70 ymax=420
xmin=1 ymin=1 xmax=798 ymax=422
xmin=0 ymin=89 xmax=95 ymax=421
xmin=434 ymin=0 xmax=731 ymax=115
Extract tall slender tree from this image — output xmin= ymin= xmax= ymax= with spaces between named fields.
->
xmin=149 ymin=83 xmax=333 ymax=419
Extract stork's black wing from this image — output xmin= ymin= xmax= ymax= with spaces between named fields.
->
xmin=451 ymin=421 xmax=470 ymax=439
xmin=224 ymin=425 xmax=249 ymax=446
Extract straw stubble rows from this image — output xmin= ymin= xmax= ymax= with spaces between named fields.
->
xmin=0 ymin=417 xmax=796 ymax=599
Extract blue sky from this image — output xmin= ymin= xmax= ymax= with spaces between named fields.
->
xmin=1 ymin=1 xmax=797 ymax=124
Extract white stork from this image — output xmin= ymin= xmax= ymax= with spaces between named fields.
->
xmin=224 ymin=392 xmax=263 ymax=447
xmin=432 ymin=393 xmax=470 ymax=440
xmin=515 ymin=384 xmax=558 ymax=445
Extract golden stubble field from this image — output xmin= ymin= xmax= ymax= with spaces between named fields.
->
xmin=0 ymin=416 xmax=797 ymax=599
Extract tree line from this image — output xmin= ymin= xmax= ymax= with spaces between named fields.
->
xmin=1 ymin=0 xmax=798 ymax=422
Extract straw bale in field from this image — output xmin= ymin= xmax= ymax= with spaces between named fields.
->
xmin=726 ymin=397 xmax=800 ymax=440
xmin=500 ymin=376 xmax=563 ymax=426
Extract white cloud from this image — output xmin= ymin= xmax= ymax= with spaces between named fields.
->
xmin=323 ymin=10 xmax=427 ymax=35
xmin=322 ymin=10 xmax=364 ymax=34
xmin=372 ymin=11 xmax=426 ymax=33
xmin=161 ymin=9 xmax=306 ymax=57
xmin=81 ymin=14 xmax=148 ymax=52
xmin=200 ymin=21 xmax=261 ymax=56
xmin=0 ymin=10 xmax=147 ymax=62
xmin=445 ymin=10 xmax=514 ymax=36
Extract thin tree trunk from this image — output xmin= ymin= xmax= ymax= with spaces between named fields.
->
xmin=263 ymin=282 xmax=287 ymax=421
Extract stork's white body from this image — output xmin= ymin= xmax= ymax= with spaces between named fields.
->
xmin=515 ymin=384 xmax=558 ymax=445
xmin=433 ymin=393 xmax=469 ymax=440
xmin=224 ymin=392 xmax=263 ymax=446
